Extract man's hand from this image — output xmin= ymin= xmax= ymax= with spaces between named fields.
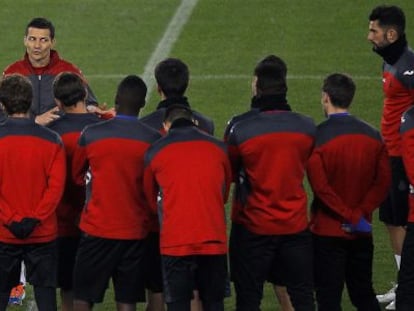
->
xmin=6 ymin=221 xmax=26 ymax=239
xmin=87 ymin=103 xmax=116 ymax=119
xmin=35 ymin=106 xmax=60 ymax=126
xmin=5 ymin=218 xmax=40 ymax=239
xmin=342 ymin=217 xmax=372 ymax=233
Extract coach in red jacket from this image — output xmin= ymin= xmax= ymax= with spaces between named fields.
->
xmin=226 ymin=55 xmax=316 ymax=311
xmin=143 ymin=105 xmax=231 ymax=311
xmin=3 ymin=17 xmax=98 ymax=125
xmin=0 ymin=75 xmax=66 ymax=310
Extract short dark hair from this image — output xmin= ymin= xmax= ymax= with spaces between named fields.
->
xmin=163 ymin=104 xmax=193 ymax=124
xmin=26 ymin=17 xmax=55 ymax=39
xmin=254 ymin=55 xmax=288 ymax=95
xmin=155 ymin=58 xmax=189 ymax=97
xmin=322 ymin=73 xmax=356 ymax=109
xmin=369 ymin=5 xmax=405 ymax=36
xmin=0 ymin=75 xmax=33 ymax=115
xmin=115 ymin=75 xmax=147 ymax=115
xmin=53 ymin=73 xmax=87 ymax=107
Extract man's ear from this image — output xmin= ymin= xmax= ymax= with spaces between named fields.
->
xmin=54 ymin=98 xmax=63 ymax=110
xmin=387 ymin=28 xmax=399 ymax=43
xmin=163 ymin=121 xmax=171 ymax=132
xmin=321 ymin=92 xmax=329 ymax=104
xmin=157 ymin=84 xmax=163 ymax=96
xmin=251 ymin=76 xmax=258 ymax=96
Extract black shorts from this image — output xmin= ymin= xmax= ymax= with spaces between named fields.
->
xmin=313 ymin=235 xmax=377 ymax=309
xmin=397 ymin=223 xmax=414 ymax=307
xmin=266 ymin=253 xmax=287 ymax=286
xmin=229 ymin=222 xmax=314 ymax=311
xmin=145 ymin=232 xmax=163 ymax=293
xmin=161 ymin=254 xmax=228 ymax=304
xmin=57 ymin=236 xmax=80 ymax=290
xmin=379 ymin=157 xmax=409 ymax=226
xmin=0 ymin=240 xmax=57 ymax=292
xmin=73 ymin=234 xmax=147 ymax=304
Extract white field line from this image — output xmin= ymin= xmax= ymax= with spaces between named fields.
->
xmin=140 ymin=0 xmax=200 ymax=101
xmin=87 ymin=74 xmax=380 ymax=81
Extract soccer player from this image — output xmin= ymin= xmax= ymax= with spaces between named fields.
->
xmin=71 ymin=75 xmax=161 ymax=311
xmin=143 ymin=105 xmax=231 ymax=311
xmin=397 ymin=99 xmax=414 ymax=310
xmin=140 ymin=57 xmax=214 ymax=311
xmin=48 ymin=72 xmax=101 ymax=311
xmin=224 ymin=60 xmax=294 ymax=311
xmin=367 ymin=5 xmax=414 ymax=309
xmin=0 ymin=74 xmax=66 ymax=311
xmin=307 ymin=73 xmax=391 ymax=311
xmin=226 ymin=55 xmax=316 ymax=311
xmin=2 ymin=17 xmax=111 ymax=126
xmin=140 ymin=57 xmax=214 ymax=135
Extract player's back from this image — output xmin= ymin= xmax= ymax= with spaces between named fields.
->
xmin=48 ymin=113 xmax=101 ymax=236
xmin=227 ymin=110 xmax=316 ymax=235
xmin=0 ymin=117 xmax=65 ymax=243
xmin=308 ymin=114 xmax=390 ymax=237
xmin=144 ymin=125 xmax=230 ymax=256
xmin=73 ymin=117 xmax=161 ymax=240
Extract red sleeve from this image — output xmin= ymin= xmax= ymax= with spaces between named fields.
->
xmin=223 ymin=154 xmax=232 ymax=203
xmin=402 ymin=128 xmax=414 ymax=187
xmin=143 ymin=164 xmax=159 ymax=214
xmin=0 ymin=193 xmax=15 ymax=224
xmin=307 ymin=148 xmax=360 ymax=223
xmin=358 ymin=144 xmax=391 ymax=214
xmin=410 ymin=87 xmax=414 ymax=99
xmin=33 ymin=145 xmax=66 ymax=221
xmin=72 ymin=144 xmax=89 ymax=186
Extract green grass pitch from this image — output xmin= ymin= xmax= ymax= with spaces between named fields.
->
xmin=1 ymin=0 xmax=414 ymax=310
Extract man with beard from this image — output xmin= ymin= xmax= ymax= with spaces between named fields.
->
xmin=367 ymin=5 xmax=414 ymax=310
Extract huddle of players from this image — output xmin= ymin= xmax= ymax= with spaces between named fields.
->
xmin=0 ymin=54 xmax=394 ymax=311
xmin=4 ymin=4 xmax=414 ymax=311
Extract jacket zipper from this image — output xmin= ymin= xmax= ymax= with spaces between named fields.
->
xmin=37 ymin=75 xmax=42 ymax=115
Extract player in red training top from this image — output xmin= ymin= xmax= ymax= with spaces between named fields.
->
xmin=0 ymin=75 xmax=66 ymax=310
xmin=226 ymin=55 xmax=316 ymax=311
xmin=224 ymin=60 xmax=295 ymax=311
xmin=48 ymin=72 xmax=101 ymax=311
xmin=143 ymin=105 xmax=231 ymax=311
xmin=397 ymin=104 xmax=414 ymax=310
xmin=368 ymin=6 xmax=414 ymax=308
xmin=71 ymin=75 xmax=161 ymax=311
xmin=307 ymin=73 xmax=391 ymax=311
xmin=140 ymin=58 xmax=215 ymax=311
